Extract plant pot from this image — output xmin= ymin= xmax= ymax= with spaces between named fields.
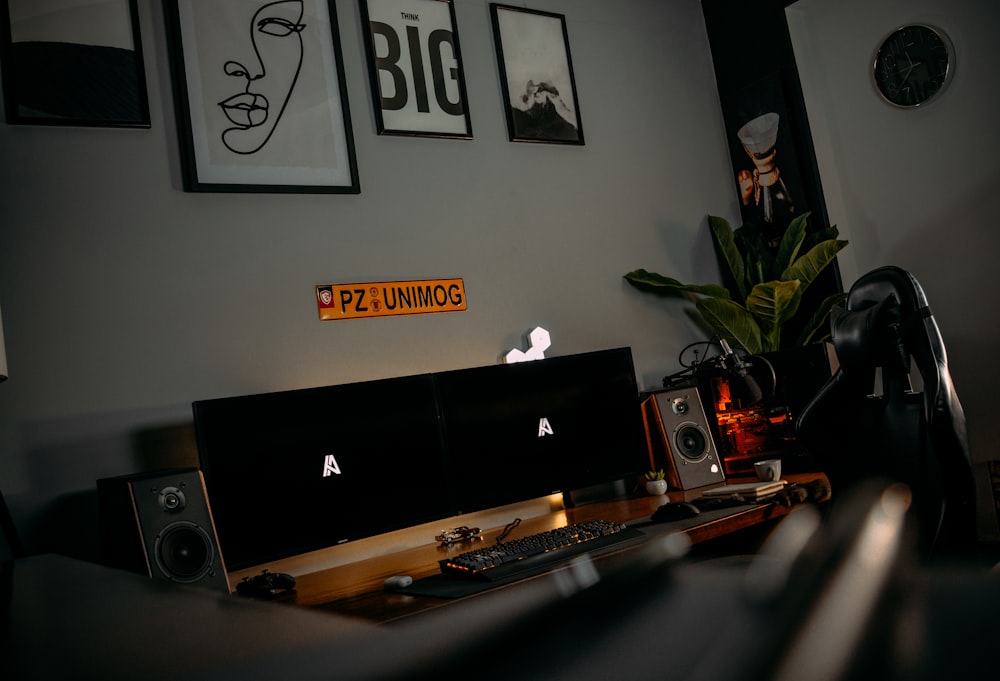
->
xmin=645 ymin=479 xmax=668 ymax=496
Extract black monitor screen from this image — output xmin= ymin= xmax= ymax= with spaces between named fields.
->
xmin=193 ymin=375 xmax=452 ymax=571
xmin=437 ymin=347 xmax=649 ymax=513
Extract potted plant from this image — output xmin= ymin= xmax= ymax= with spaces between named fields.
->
xmin=624 ymin=212 xmax=847 ymax=354
xmin=644 ymin=469 xmax=668 ymax=496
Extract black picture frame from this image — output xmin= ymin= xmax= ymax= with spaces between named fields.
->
xmin=703 ymin=0 xmax=833 ymax=243
xmin=0 ymin=0 xmax=150 ymax=127
xmin=703 ymin=0 xmax=843 ymax=320
xmin=359 ymin=0 xmax=472 ymax=139
xmin=490 ymin=3 xmax=583 ymax=145
xmin=721 ymin=73 xmax=809 ymax=248
xmin=164 ymin=0 xmax=360 ymax=194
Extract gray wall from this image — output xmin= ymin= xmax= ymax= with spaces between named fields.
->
xmin=787 ymin=1 xmax=1000 ymax=474
xmin=0 ymin=0 xmax=735 ymax=555
xmin=1 ymin=0 xmax=997 ymax=556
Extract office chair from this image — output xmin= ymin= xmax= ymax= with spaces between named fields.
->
xmin=795 ymin=265 xmax=977 ymax=558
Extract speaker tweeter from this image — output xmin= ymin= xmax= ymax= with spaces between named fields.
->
xmin=97 ymin=468 xmax=230 ymax=592
xmin=642 ymin=387 xmax=725 ymax=490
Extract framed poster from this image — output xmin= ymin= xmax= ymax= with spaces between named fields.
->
xmin=164 ymin=0 xmax=359 ymax=193
xmin=721 ymin=73 xmax=809 ymax=249
xmin=490 ymin=3 xmax=583 ymax=145
xmin=359 ymin=0 xmax=472 ymax=138
xmin=0 ymin=0 xmax=150 ymax=127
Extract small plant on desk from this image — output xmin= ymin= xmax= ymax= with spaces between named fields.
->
xmin=645 ymin=469 xmax=668 ymax=496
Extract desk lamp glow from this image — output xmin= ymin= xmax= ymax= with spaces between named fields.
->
xmin=503 ymin=327 xmax=551 ymax=364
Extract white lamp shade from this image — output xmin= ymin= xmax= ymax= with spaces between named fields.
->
xmin=0 ymin=305 xmax=7 ymax=381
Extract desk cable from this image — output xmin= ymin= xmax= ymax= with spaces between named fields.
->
xmin=495 ymin=518 xmax=521 ymax=544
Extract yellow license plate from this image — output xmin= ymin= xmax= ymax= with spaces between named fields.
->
xmin=316 ymin=279 xmax=467 ymax=320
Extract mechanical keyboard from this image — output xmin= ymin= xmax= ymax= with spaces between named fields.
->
xmin=439 ymin=519 xmax=642 ymax=581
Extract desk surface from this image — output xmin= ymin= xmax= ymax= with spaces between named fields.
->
xmin=281 ymin=473 xmax=829 ymax=623
xmin=9 ymin=476 xmax=998 ymax=681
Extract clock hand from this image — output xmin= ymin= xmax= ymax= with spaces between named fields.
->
xmin=896 ymin=54 xmax=922 ymax=85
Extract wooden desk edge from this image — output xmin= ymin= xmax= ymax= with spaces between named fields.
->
xmin=247 ymin=472 xmax=830 ymax=619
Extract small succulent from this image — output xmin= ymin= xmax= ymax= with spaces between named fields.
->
xmin=645 ymin=469 xmax=666 ymax=481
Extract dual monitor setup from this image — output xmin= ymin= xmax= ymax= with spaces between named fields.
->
xmin=192 ymin=347 xmax=654 ymax=572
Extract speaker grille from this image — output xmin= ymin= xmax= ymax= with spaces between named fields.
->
xmin=673 ymin=423 xmax=709 ymax=462
xmin=155 ymin=520 xmax=215 ymax=583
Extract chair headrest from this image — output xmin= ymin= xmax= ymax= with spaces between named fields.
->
xmin=829 ymin=294 xmax=905 ymax=370
xmin=831 ymin=266 xmax=950 ymax=421
xmin=847 ymin=265 xmax=930 ymax=316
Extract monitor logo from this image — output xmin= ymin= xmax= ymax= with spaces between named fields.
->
xmin=323 ymin=454 xmax=342 ymax=477
xmin=538 ymin=417 xmax=554 ymax=437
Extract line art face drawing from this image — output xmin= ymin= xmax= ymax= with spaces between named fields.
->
xmin=217 ymin=0 xmax=306 ymax=154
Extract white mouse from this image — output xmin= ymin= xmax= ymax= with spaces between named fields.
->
xmin=383 ymin=575 xmax=413 ymax=591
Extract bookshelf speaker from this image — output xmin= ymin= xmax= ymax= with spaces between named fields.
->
xmin=642 ymin=387 xmax=725 ymax=490
xmin=97 ymin=468 xmax=230 ymax=592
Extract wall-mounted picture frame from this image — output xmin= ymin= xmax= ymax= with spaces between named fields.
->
xmin=359 ymin=0 xmax=472 ymax=138
xmin=490 ymin=3 xmax=583 ymax=145
xmin=721 ymin=73 xmax=808 ymax=250
xmin=0 ymin=0 xmax=150 ymax=127
xmin=164 ymin=0 xmax=359 ymax=194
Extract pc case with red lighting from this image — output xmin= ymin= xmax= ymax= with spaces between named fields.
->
xmin=698 ymin=343 xmax=838 ymax=476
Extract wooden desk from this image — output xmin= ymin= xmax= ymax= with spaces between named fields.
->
xmin=276 ymin=472 xmax=829 ymax=623
xmin=10 ymin=484 xmax=1000 ymax=681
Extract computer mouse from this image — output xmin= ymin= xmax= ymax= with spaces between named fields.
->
xmin=650 ymin=501 xmax=701 ymax=522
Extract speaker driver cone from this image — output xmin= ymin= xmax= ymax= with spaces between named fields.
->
xmin=155 ymin=520 xmax=214 ymax=583
xmin=674 ymin=423 xmax=709 ymax=462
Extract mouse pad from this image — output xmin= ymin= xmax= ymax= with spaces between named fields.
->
xmin=398 ymin=527 xmax=647 ymax=599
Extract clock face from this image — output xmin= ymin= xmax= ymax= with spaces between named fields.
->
xmin=873 ymin=24 xmax=953 ymax=108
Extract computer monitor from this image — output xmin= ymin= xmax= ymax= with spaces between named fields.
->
xmin=192 ymin=375 xmax=453 ymax=571
xmin=436 ymin=347 xmax=649 ymax=513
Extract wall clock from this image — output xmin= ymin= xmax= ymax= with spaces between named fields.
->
xmin=873 ymin=24 xmax=954 ymax=108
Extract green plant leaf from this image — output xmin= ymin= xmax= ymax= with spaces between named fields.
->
xmin=794 ymin=292 xmax=848 ymax=347
xmin=804 ymin=224 xmax=840 ymax=251
xmin=708 ymin=215 xmax=746 ymax=301
xmin=773 ymin=212 xmax=809 ymax=278
xmin=780 ymin=239 xmax=849 ymax=292
xmin=696 ymin=297 xmax=762 ymax=354
xmin=625 ymin=210 xmax=849 ymax=353
xmin=746 ymin=280 xmax=802 ymax=352
xmin=623 ymin=269 xmax=730 ymax=298
xmin=734 ymin=222 xmax=774 ymax=285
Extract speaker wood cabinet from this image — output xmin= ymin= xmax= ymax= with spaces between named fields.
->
xmin=642 ymin=387 xmax=726 ymax=490
xmin=96 ymin=468 xmax=230 ymax=592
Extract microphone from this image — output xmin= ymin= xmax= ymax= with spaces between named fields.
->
xmin=719 ymin=338 xmax=764 ymax=405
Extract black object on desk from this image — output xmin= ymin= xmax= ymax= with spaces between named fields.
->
xmin=650 ymin=501 xmax=701 ymax=522
xmin=401 ymin=526 xmax=647 ymax=599
xmin=192 ymin=347 xmax=649 ymax=572
xmin=236 ymin=569 xmax=296 ymax=598
xmin=440 ymin=520 xmax=634 ymax=580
